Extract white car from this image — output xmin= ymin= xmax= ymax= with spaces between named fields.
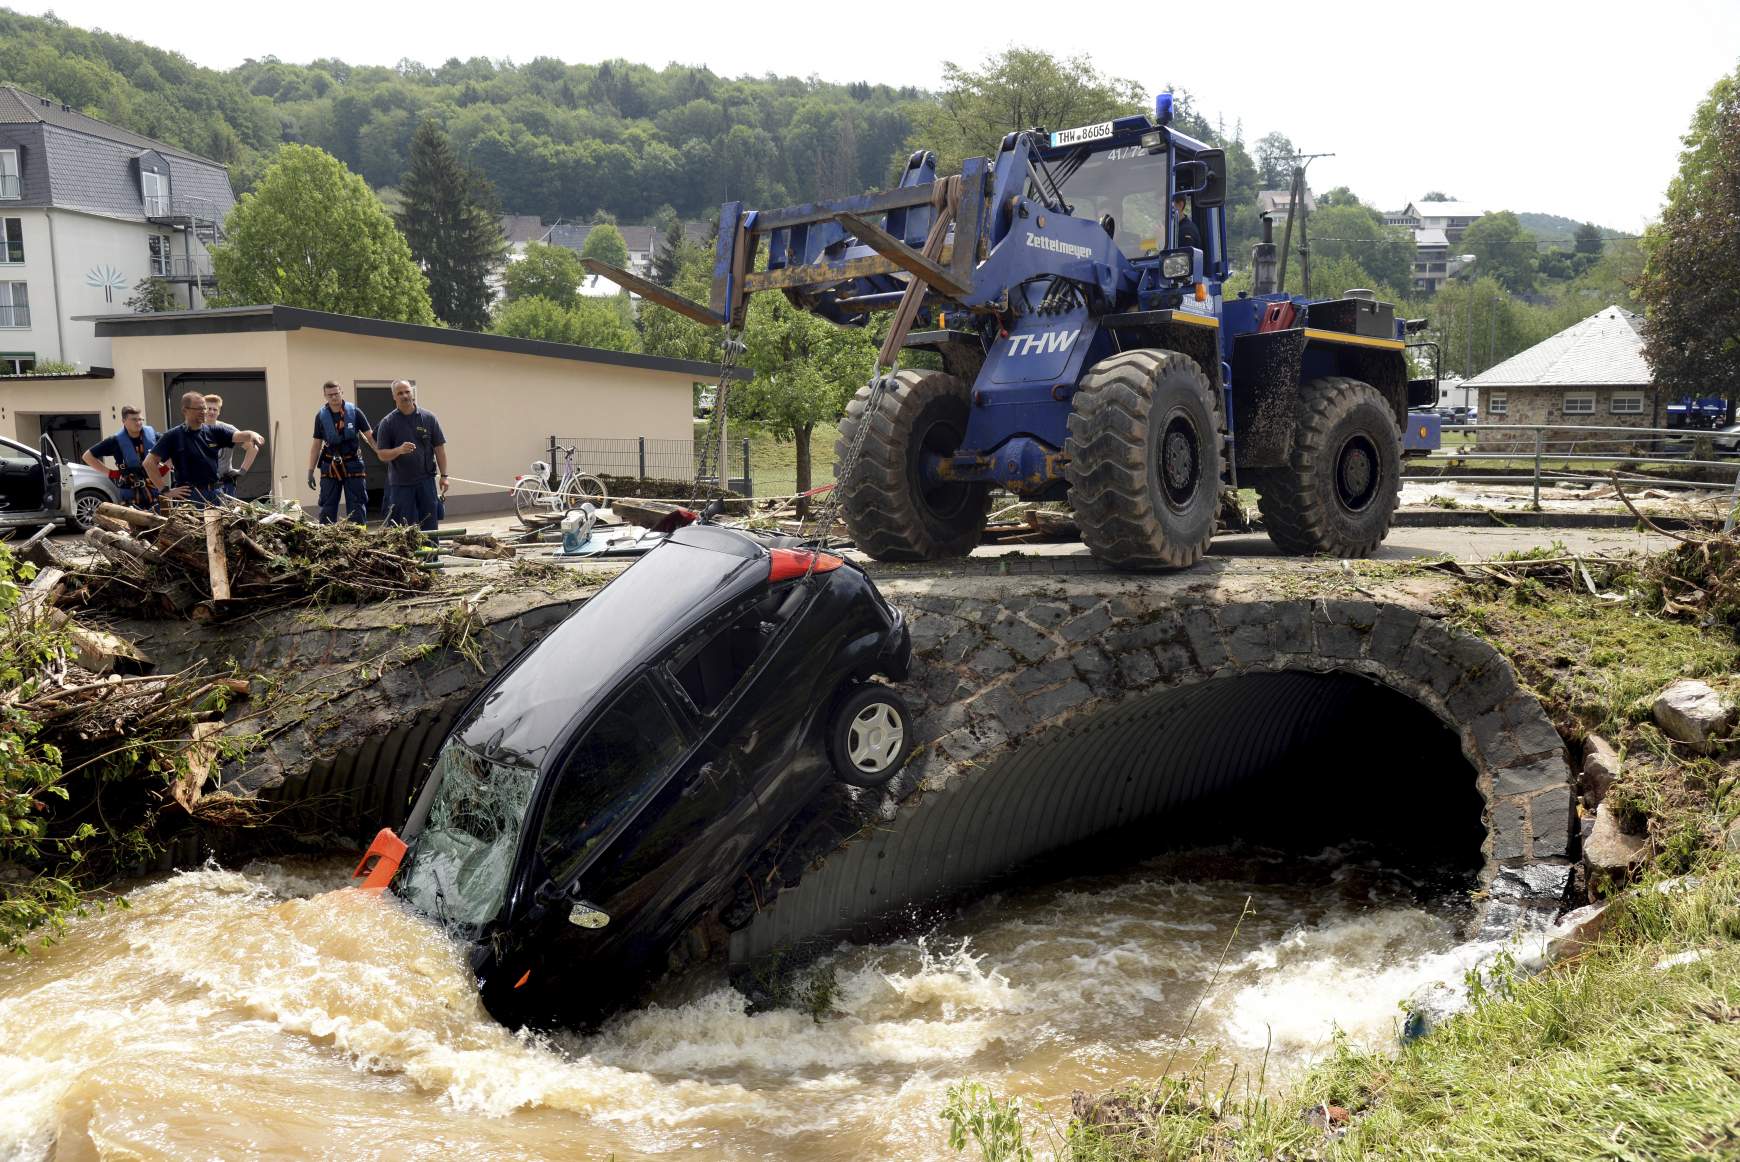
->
xmin=1713 ymin=422 xmax=1740 ymax=456
xmin=0 ymin=434 xmax=122 ymax=533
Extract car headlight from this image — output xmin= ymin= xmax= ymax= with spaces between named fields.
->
xmin=1160 ymin=250 xmax=1192 ymax=280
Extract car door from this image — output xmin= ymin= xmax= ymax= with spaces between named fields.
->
xmin=37 ymin=433 xmax=64 ymax=517
xmin=0 ymin=436 xmax=47 ymax=523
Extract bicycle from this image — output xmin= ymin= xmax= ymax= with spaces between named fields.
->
xmin=512 ymin=444 xmax=609 ymax=521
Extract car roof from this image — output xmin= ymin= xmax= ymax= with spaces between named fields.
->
xmin=456 ymin=524 xmax=770 ymax=770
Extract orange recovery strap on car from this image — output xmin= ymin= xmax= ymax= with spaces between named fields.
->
xmin=352 ymin=827 xmax=407 ymax=892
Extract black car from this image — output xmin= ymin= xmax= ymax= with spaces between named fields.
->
xmin=356 ymin=521 xmax=913 ymax=1024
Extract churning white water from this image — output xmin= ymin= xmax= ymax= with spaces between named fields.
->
xmin=0 ymin=849 xmax=1489 ymax=1160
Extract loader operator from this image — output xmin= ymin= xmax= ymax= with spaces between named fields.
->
xmin=1173 ymin=193 xmax=1202 ymax=252
xmin=305 ymin=380 xmax=377 ymax=524
xmin=83 ymin=405 xmax=158 ymax=509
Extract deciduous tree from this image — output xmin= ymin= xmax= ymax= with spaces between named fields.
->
xmin=1638 ymin=67 xmax=1740 ymax=416
xmin=490 ymin=294 xmax=639 ymax=351
xmin=579 ymin=221 xmax=630 ymax=271
xmin=210 ymin=143 xmax=434 ymax=324
xmin=502 ymin=241 xmax=585 ymax=308
xmin=910 ymin=48 xmax=1145 ymax=172
xmin=1459 ymin=211 xmax=1539 ymax=296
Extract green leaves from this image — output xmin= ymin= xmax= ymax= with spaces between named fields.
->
xmin=210 ymin=143 xmax=436 ymax=325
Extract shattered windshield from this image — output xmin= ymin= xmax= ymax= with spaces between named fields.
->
xmin=398 ymin=741 xmax=538 ymax=931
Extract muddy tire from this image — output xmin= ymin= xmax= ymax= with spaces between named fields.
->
xmin=835 ymin=369 xmax=988 ymax=562
xmin=1064 ymin=349 xmax=1221 ymax=570
xmin=1255 ymin=376 xmax=1400 ymax=558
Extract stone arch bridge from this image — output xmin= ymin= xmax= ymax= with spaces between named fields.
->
xmin=727 ymin=564 xmax=1575 ymax=966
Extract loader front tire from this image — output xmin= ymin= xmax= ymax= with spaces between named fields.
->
xmin=1255 ymin=376 xmax=1401 ymax=558
xmin=1065 ymin=349 xmax=1221 ymax=570
xmin=835 ymin=369 xmax=988 ymax=562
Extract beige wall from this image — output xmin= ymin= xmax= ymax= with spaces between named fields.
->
xmin=283 ymin=330 xmax=693 ymax=513
xmin=0 ymin=375 xmax=125 ymax=443
xmin=1477 ymin=384 xmax=1660 ymax=452
xmin=97 ymin=324 xmax=694 ymax=514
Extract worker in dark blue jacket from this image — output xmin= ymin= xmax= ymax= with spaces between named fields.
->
xmin=82 ymin=405 xmax=159 ymax=508
xmin=375 ymin=379 xmax=448 ymax=532
xmin=304 ymin=380 xmax=377 ymax=523
xmin=142 ymin=390 xmax=264 ymax=508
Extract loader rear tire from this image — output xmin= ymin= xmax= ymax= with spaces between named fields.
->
xmin=1064 ymin=349 xmax=1221 ymax=570
xmin=835 ymin=369 xmax=989 ymax=562
xmin=1255 ymin=376 xmax=1400 ymax=558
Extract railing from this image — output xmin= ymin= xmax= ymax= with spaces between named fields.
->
xmin=143 ymin=195 xmax=226 ymax=226
xmin=1413 ymin=423 xmax=1740 ymax=517
xmin=159 ymin=254 xmax=213 ymax=280
xmin=0 ymin=304 xmax=30 ymax=327
xmin=143 ymin=193 xmax=171 ymax=217
xmin=547 ymin=435 xmax=754 ymax=494
xmin=0 ymin=175 xmax=19 ymax=200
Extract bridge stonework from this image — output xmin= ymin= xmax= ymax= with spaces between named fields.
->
xmin=731 ymin=569 xmax=1576 ymax=965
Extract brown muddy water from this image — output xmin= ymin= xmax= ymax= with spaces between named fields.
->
xmin=0 ymin=850 xmax=1491 ymax=1160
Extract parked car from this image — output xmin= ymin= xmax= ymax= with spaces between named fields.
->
xmin=1713 ymin=422 xmax=1740 ymax=457
xmin=0 ymin=434 xmax=120 ymax=534
xmin=358 ymin=518 xmax=913 ymax=1026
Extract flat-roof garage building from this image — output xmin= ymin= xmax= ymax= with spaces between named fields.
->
xmin=19 ymin=305 xmax=721 ymax=515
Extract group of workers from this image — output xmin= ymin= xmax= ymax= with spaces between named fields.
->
xmin=83 ymin=378 xmax=449 ymax=531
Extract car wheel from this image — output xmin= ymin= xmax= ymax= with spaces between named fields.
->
xmin=828 ymin=683 xmax=915 ymax=788
xmin=73 ymin=489 xmax=109 ymax=531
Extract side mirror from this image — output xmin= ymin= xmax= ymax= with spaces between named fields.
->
xmin=568 ymin=899 xmax=610 ymax=929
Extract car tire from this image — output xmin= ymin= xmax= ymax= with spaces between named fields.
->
xmin=73 ymin=488 xmax=109 ymax=531
xmin=828 ymin=683 xmax=915 ymax=788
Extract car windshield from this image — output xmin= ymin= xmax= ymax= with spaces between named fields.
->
xmin=398 ymin=740 xmax=539 ymax=931
xmin=1038 ymin=145 xmax=1172 ymax=256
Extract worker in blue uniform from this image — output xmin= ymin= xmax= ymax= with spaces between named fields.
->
xmin=142 ymin=390 xmax=264 ymax=508
xmin=82 ymin=405 xmax=159 ymax=508
xmin=305 ymin=380 xmax=377 ymax=523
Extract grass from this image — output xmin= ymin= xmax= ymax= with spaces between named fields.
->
xmin=698 ymin=419 xmax=843 ymax=500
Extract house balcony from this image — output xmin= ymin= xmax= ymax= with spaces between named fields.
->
xmin=0 ymin=175 xmax=19 ymax=200
xmin=0 ymin=304 xmax=31 ymax=327
xmin=155 ymin=254 xmax=214 ymax=284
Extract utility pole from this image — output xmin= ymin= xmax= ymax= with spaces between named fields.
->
xmin=1275 ymin=152 xmax=1333 ymax=296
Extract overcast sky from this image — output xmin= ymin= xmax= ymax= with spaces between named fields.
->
xmin=16 ymin=0 xmax=1740 ymax=231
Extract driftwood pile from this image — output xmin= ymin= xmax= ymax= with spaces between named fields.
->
xmin=72 ymin=502 xmax=431 ymax=620
xmin=3 ymin=563 xmax=253 ymax=832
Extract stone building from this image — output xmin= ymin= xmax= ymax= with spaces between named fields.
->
xmin=1465 ymin=305 xmax=1658 ymax=451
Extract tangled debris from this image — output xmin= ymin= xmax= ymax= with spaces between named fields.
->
xmin=69 ymin=502 xmax=431 ymax=620
xmin=2 ymin=550 xmax=256 ymax=950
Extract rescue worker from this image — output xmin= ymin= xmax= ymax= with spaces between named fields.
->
xmin=375 ymin=379 xmax=448 ymax=532
xmin=143 ymin=390 xmax=265 ymax=508
xmin=82 ymin=405 xmax=158 ymax=509
xmin=304 ymin=380 xmax=377 ymax=524
xmin=203 ymin=394 xmax=261 ymax=497
xmin=1173 ymin=193 xmax=1202 ymax=252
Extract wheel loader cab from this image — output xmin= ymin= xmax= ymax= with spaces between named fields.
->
xmin=385 ymin=522 xmax=912 ymax=1024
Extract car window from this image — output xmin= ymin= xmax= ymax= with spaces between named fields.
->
xmin=539 ymin=677 xmax=686 ymax=885
xmin=0 ymin=437 xmax=34 ymax=461
xmin=668 ymin=595 xmax=788 ymax=715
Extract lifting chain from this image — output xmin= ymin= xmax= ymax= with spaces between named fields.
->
xmin=691 ymin=329 xmax=746 ymax=509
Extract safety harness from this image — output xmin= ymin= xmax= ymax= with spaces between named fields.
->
xmin=316 ymin=402 xmax=368 ymax=481
xmin=112 ymin=424 xmax=159 ymax=505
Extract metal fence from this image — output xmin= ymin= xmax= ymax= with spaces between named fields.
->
xmin=548 ymin=436 xmax=754 ymax=493
xmin=1413 ymin=423 xmax=1740 ymax=524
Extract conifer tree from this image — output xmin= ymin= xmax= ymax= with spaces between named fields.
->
xmin=397 ymin=120 xmax=506 ymax=330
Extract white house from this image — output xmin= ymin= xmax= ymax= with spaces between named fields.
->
xmin=0 ymin=84 xmax=235 ymax=375
xmin=1386 ymin=201 xmax=1486 ymax=293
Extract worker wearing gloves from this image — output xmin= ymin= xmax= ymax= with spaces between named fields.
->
xmin=143 ymin=390 xmax=264 ymax=508
xmin=305 ymin=380 xmax=377 ymax=524
xmin=374 ymin=379 xmax=448 ymax=531
xmin=204 ymin=393 xmax=261 ymax=497
xmin=83 ymin=405 xmax=159 ymax=508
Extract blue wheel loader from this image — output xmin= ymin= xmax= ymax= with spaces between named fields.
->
xmin=587 ymin=93 xmax=1440 ymax=569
